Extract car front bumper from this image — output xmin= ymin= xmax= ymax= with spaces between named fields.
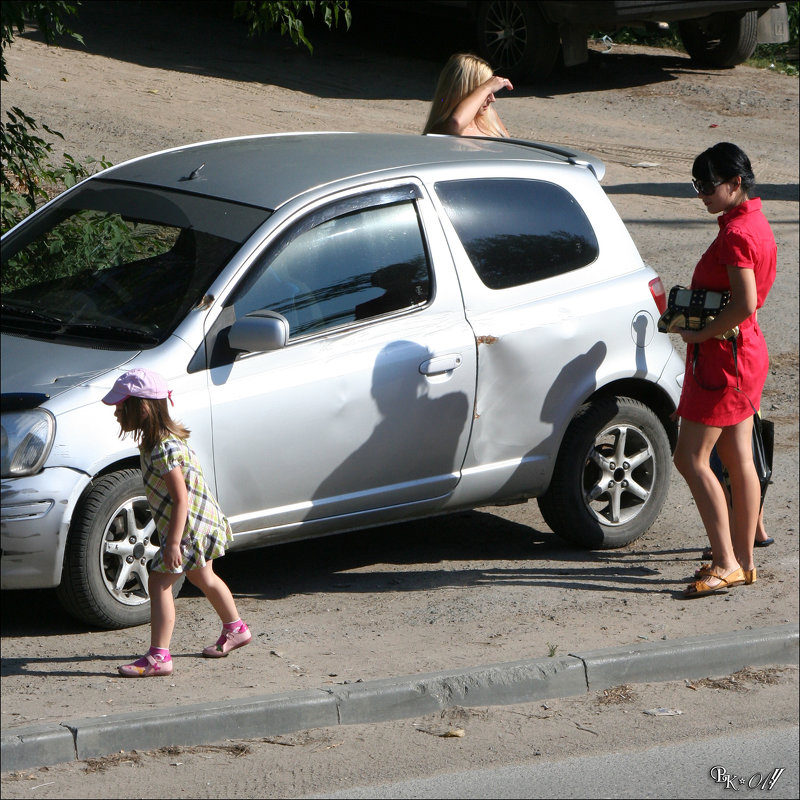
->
xmin=1 ymin=467 xmax=91 ymax=589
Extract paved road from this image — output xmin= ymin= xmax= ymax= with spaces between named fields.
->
xmin=311 ymin=727 xmax=799 ymax=799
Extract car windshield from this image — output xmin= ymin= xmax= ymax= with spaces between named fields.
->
xmin=1 ymin=180 xmax=270 ymax=348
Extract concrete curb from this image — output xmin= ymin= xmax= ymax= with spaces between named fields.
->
xmin=2 ymin=623 xmax=797 ymax=773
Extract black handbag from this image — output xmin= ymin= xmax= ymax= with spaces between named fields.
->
xmin=752 ymin=414 xmax=774 ymax=506
xmin=710 ymin=414 xmax=773 ymax=509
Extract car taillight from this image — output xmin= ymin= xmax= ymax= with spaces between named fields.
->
xmin=649 ymin=277 xmax=667 ymax=314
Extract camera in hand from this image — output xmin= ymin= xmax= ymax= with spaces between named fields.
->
xmin=658 ymin=286 xmax=738 ymax=340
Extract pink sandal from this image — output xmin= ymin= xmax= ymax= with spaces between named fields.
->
xmin=118 ymin=652 xmax=173 ymax=677
xmin=202 ymin=623 xmax=252 ymax=658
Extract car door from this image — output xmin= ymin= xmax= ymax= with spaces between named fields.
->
xmin=205 ymin=184 xmax=476 ymax=541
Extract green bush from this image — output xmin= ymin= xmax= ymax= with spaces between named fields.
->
xmin=1 ymin=105 xmax=112 ymax=235
xmin=752 ymin=0 xmax=799 ymax=74
xmin=0 ymin=2 xmax=111 ymax=235
xmin=233 ymin=0 xmax=351 ymax=54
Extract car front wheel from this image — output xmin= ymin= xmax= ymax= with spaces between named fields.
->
xmin=56 ymin=469 xmax=182 ymax=629
xmin=538 ymin=396 xmax=672 ymax=549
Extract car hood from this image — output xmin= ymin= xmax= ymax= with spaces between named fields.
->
xmin=0 ymin=333 xmax=139 ymax=405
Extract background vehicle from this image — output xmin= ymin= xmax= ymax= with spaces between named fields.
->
xmin=382 ymin=1 xmax=791 ymax=80
xmin=1 ymin=133 xmax=683 ymax=628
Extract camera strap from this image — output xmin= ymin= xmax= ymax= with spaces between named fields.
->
xmin=692 ymin=336 xmax=760 ymax=416
xmin=691 ymin=337 xmax=740 ymax=393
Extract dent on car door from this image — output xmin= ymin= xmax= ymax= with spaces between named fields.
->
xmin=206 ymin=187 xmax=476 ymax=538
xmin=434 ymin=176 xmax=605 ymax=494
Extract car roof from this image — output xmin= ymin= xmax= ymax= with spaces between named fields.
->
xmin=99 ymin=132 xmax=604 ymax=211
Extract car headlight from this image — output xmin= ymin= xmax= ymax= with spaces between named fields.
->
xmin=1 ymin=409 xmax=56 ymax=477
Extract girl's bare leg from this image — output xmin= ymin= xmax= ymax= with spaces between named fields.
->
xmin=674 ymin=419 xmax=740 ymax=584
xmin=186 ymin=561 xmax=240 ymax=623
xmin=149 ymin=571 xmax=183 ymax=649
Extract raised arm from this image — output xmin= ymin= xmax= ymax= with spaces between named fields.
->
xmin=434 ymin=75 xmax=513 ymax=135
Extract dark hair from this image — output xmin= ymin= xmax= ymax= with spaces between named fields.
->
xmin=693 ymin=142 xmax=755 ymax=195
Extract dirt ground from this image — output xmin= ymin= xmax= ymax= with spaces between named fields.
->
xmin=1 ymin=2 xmax=798 ymax=795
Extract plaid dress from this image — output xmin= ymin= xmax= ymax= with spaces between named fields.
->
xmin=141 ymin=436 xmax=233 ymax=574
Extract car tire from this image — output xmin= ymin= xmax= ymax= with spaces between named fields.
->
xmin=537 ymin=396 xmax=671 ymax=550
xmin=56 ymin=469 xmax=183 ymax=629
xmin=678 ymin=11 xmax=759 ymax=68
xmin=476 ymin=1 xmax=560 ymax=81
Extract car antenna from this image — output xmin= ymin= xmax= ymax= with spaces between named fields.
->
xmin=180 ymin=163 xmax=205 ymax=181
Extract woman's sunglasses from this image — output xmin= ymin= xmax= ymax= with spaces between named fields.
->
xmin=691 ymin=177 xmax=724 ymax=195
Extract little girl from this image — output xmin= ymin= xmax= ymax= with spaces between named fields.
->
xmin=102 ymin=368 xmax=250 ymax=677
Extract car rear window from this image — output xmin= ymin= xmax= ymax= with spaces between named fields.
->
xmin=434 ymin=178 xmax=599 ymax=289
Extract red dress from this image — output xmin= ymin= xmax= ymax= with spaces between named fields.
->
xmin=677 ymin=198 xmax=776 ymax=426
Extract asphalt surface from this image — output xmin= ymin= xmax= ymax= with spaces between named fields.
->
xmin=2 ymin=623 xmax=797 ymax=773
xmin=312 ymin=728 xmax=800 ymax=799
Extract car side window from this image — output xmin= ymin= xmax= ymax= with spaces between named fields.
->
xmin=231 ymin=198 xmax=431 ymax=337
xmin=434 ymin=178 xmax=599 ymax=290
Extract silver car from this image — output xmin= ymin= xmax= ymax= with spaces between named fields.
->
xmin=1 ymin=133 xmax=684 ymax=628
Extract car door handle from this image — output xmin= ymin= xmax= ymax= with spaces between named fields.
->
xmin=419 ymin=354 xmax=463 ymax=375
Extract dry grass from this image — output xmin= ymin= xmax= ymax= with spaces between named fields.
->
xmin=686 ymin=666 xmax=792 ymax=693
xmin=597 ymin=684 xmax=637 ymax=705
xmin=81 ymin=742 xmax=251 ymax=773
xmin=83 ymin=751 xmax=143 ymax=773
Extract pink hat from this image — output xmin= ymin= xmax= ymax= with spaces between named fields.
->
xmin=102 ymin=368 xmax=171 ymax=405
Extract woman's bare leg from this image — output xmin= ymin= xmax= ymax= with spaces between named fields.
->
xmin=716 ymin=414 xmax=759 ymax=572
xmin=674 ymin=419 xmax=740 ymax=584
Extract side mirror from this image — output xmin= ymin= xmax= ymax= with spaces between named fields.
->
xmin=228 ymin=310 xmax=289 ymax=353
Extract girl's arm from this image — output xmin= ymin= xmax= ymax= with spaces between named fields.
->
xmin=162 ymin=466 xmax=189 ymax=570
xmin=437 ymin=75 xmax=513 ymax=135
xmin=679 ymin=265 xmax=757 ymax=344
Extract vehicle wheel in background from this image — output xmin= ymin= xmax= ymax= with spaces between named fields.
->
xmin=538 ymin=395 xmax=672 ymax=550
xmin=476 ymin=0 xmax=560 ymax=81
xmin=56 ymin=469 xmax=183 ymax=629
xmin=678 ymin=11 xmax=759 ymax=67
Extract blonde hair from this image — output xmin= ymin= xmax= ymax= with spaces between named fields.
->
xmin=423 ymin=53 xmax=505 ymax=137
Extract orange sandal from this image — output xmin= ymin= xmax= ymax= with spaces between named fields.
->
xmin=695 ymin=564 xmax=757 ymax=585
xmin=684 ymin=567 xmax=746 ymax=598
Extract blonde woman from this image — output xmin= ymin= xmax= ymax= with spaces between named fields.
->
xmin=423 ymin=53 xmax=513 ymax=137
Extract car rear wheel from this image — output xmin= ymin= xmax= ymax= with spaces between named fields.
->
xmin=56 ymin=469 xmax=183 ymax=629
xmin=476 ymin=1 xmax=560 ymax=81
xmin=678 ymin=11 xmax=759 ymax=68
xmin=538 ymin=396 xmax=671 ymax=550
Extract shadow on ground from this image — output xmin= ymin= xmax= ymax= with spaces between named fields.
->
xmin=26 ymin=0 xmax=716 ymax=104
xmin=0 ymin=507 xmax=702 ymax=639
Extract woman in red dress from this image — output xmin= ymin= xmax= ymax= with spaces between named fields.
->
xmin=672 ymin=143 xmax=776 ymax=599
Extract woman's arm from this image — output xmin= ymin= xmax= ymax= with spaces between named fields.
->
xmin=679 ymin=265 xmax=758 ymax=344
xmin=162 ymin=466 xmax=189 ymax=570
xmin=436 ymin=75 xmax=513 ymax=135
